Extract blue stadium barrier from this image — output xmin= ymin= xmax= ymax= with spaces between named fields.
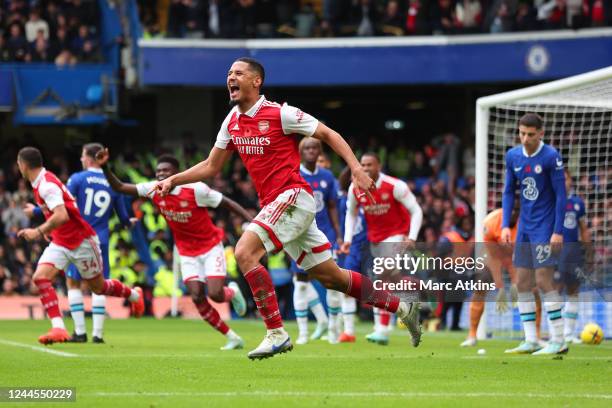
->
xmin=0 ymin=64 xmax=117 ymax=125
xmin=139 ymin=28 xmax=612 ymax=86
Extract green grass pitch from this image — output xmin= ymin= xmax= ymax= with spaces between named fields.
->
xmin=1 ymin=319 xmax=611 ymax=407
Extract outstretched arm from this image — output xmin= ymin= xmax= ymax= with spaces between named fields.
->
xmin=312 ymin=123 xmax=375 ymax=202
xmin=219 ymin=196 xmax=253 ymax=222
xmin=96 ymin=148 xmax=139 ymax=196
xmin=154 ymin=147 xmax=232 ymax=196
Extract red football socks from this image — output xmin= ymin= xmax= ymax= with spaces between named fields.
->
xmin=34 ymin=278 xmax=61 ymax=319
xmin=244 ymin=265 xmax=283 ymax=329
xmin=101 ymin=279 xmax=132 ymax=298
xmin=345 ymin=270 xmax=400 ymax=313
xmin=195 ymin=299 xmax=229 ymax=335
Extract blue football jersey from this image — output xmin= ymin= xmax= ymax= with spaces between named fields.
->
xmin=502 ymin=142 xmax=566 ymax=235
xmin=562 ymin=194 xmax=585 ymax=243
xmin=67 ymin=168 xmax=130 ymax=245
xmin=300 ymin=165 xmax=338 ymax=243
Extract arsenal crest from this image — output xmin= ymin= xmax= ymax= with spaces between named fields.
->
xmin=381 ymin=193 xmax=390 ymax=200
xmin=258 ymin=120 xmax=270 ymax=133
xmin=180 ymin=201 xmax=189 ymax=208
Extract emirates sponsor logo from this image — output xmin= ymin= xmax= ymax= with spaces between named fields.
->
xmin=160 ymin=208 xmax=192 ymax=223
xmin=364 ymin=203 xmax=391 ymax=215
xmin=231 ymin=134 xmax=270 ymax=156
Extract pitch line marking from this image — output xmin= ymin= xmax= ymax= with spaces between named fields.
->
xmin=92 ymin=391 xmax=612 ymax=399
xmin=0 ymin=338 xmax=78 ymax=358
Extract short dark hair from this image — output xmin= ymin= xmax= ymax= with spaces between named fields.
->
xmin=157 ymin=154 xmax=179 ymax=170
xmin=235 ymin=57 xmax=265 ymax=87
xmin=17 ymin=147 xmax=43 ymax=168
xmin=83 ymin=143 xmax=104 ymax=159
xmin=519 ymin=113 xmax=543 ymax=130
xmin=361 ymin=151 xmax=380 ymax=163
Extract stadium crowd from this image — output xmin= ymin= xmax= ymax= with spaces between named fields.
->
xmin=140 ymin=0 xmax=612 ymax=39
xmin=0 ymin=133 xmax=475 ymax=302
xmin=0 ymin=132 xmax=607 ymax=327
xmin=0 ymin=0 xmax=102 ymax=64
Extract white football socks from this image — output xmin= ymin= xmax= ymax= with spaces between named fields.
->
xmin=517 ymin=292 xmax=538 ymax=343
xmin=68 ymin=289 xmax=86 ymax=335
xmin=92 ymin=293 xmax=106 ymax=339
xmin=342 ymin=295 xmax=356 ymax=335
xmin=293 ymin=279 xmax=309 ymax=337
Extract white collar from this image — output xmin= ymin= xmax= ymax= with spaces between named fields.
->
xmin=375 ymin=173 xmax=385 ymax=188
xmin=236 ymin=95 xmax=266 ymax=118
xmin=300 ymin=164 xmax=319 ymax=176
xmin=32 ymin=168 xmax=46 ymax=188
xmin=87 ymin=167 xmax=104 ymax=173
xmin=522 ymin=141 xmax=544 ymax=158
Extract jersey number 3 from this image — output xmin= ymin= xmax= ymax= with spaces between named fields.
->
xmin=84 ymin=188 xmax=111 ymax=217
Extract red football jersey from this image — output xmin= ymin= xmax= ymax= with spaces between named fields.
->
xmin=32 ymin=168 xmax=96 ymax=250
xmin=215 ymin=96 xmax=318 ymax=206
xmin=137 ymin=181 xmax=224 ymax=256
xmin=349 ymin=174 xmax=413 ymax=243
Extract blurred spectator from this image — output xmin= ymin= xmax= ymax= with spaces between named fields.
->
xmin=78 ymin=39 xmax=101 ymax=62
xmin=489 ymin=1 xmax=515 ymax=32
xmin=381 ymin=0 xmax=405 ymax=35
xmin=55 ymin=48 xmax=77 ymax=65
xmin=515 ymin=0 xmax=538 ymax=30
xmin=406 ymin=0 xmax=430 ymax=34
xmin=0 ymin=36 xmax=9 ymax=61
xmin=431 ymin=0 xmax=457 ymax=34
xmin=539 ymin=0 xmax=570 ymax=29
xmin=71 ymin=24 xmax=92 ymax=54
xmin=1 ymin=0 xmax=101 ymax=63
xmin=49 ymin=26 xmax=70 ymax=58
xmin=2 ymin=198 xmax=28 ymax=235
xmin=294 ymin=2 xmax=318 ymax=37
xmin=583 ymin=0 xmax=609 ymax=26
xmin=30 ymin=31 xmax=52 ymax=62
xmin=25 ymin=9 xmax=49 ymax=42
xmin=6 ymin=22 xmax=29 ymax=61
xmin=455 ymin=0 xmax=482 ymax=32
xmin=350 ymin=0 xmax=379 ymax=36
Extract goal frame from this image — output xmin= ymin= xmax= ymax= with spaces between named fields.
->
xmin=474 ymin=65 xmax=612 ymax=241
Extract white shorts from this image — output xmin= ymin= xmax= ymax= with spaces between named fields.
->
xmin=39 ymin=236 xmax=103 ymax=280
xmin=179 ymin=242 xmax=226 ymax=284
xmin=370 ymin=234 xmax=407 ymax=276
xmin=247 ymin=188 xmax=332 ymax=271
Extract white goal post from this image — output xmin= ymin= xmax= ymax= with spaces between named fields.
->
xmin=475 ymin=65 xmax=612 ymax=242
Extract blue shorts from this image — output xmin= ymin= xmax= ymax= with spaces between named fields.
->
xmin=513 ymin=230 xmax=557 ymax=269
xmin=555 ymin=245 xmax=584 ymax=285
xmin=67 ymin=242 xmax=110 ymax=280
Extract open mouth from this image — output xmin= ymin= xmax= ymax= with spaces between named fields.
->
xmin=229 ymin=85 xmax=240 ymax=99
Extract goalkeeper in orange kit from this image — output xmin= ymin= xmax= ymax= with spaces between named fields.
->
xmin=460 ymin=205 xmax=542 ymax=347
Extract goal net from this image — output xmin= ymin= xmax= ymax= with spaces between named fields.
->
xmin=475 ymin=67 xmax=612 ymax=339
